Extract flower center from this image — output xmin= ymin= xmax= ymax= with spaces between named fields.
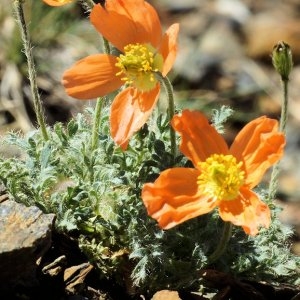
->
xmin=115 ymin=43 xmax=163 ymax=91
xmin=197 ymin=154 xmax=245 ymax=201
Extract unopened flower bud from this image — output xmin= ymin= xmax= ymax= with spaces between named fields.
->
xmin=272 ymin=41 xmax=293 ymax=81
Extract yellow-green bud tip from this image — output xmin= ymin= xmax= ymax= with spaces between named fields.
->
xmin=272 ymin=41 xmax=293 ymax=81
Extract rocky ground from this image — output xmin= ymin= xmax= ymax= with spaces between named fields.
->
xmin=1 ymin=0 xmax=300 ymax=299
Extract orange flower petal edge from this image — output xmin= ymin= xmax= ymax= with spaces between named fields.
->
xmin=43 ymin=0 xmax=72 ymax=6
xmin=171 ymin=110 xmax=229 ymax=167
xmin=218 ymin=187 xmax=271 ymax=236
xmin=142 ymin=110 xmax=285 ymax=235
xmin=230 ymin=116 xmax=286 ymax=188
xmin=159 ymin=23 xmax=180 ymax=76
xmin=62 ymin=54 xmax=123 ymax=100
xmin=90 ymin=1 xmax=162 ymax=51
xmin=142 ymin=168 xmax=218 ymax=229
xmin=110 ymin=85 xmax=160 ymax=150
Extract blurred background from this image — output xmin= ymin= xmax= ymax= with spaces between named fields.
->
xmin=0 ymin=0 xmax=300 ymax=253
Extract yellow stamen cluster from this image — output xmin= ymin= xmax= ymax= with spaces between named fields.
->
xmin=115 ymin=43 xmax=163 ymax=91
xmin=197 ymin=154 xmax=245 ymax=201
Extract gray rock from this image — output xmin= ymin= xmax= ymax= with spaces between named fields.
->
xmin=0 ymin=199 xmax=55 ymax=289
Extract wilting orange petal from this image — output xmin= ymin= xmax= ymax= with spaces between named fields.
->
xmin=230 ymin=116 xmax=285 ymax=188
xmin=142 ymin=168 xmax=218 ymax=229
xmin=110 ymin=85 xmax=160 ymax=150
xmin=90 ymin=1 xmax=162 ymax=52
xmin=43 ymin=0 xmax=72 ymax=6
xmin=62 ymin=54 xmax=123 ymax=100
xmin=159 ymin=23 xmax=180 ymax=76
xmin=171 ymin=110 xmax=229 ymax=167
xmin=218 ymin=187 xmax=270 ymax=236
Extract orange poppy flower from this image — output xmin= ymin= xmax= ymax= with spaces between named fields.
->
xmin=62 ymin=0 xmax=179 ymax=149
xmin=43 ymin=0 xmax=72 ymax=6
xmin=142 ymin=110 xmax=286 ymax=236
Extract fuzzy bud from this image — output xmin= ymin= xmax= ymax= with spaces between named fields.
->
xmin=272 ymin=41 xmax=293 ymax=81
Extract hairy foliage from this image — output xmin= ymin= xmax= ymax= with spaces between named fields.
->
xmin=0 ymin=106 xmax=299 ymax=296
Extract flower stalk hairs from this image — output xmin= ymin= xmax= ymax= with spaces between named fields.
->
xmin=142 ymin=110 xmax=286 ymax=236
xmin=62 ymin=0 xmax=179 ymax=150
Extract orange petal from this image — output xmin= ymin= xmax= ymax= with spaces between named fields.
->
xmin=218 ymin=187 xmax=270 ymax=236
xmin=171 ymin=110 xmax=229 ymax=167
xmin=110 ymin=85 xmax=160 ymax=150
xmin=90 ymin=1 xmax=162 ymax=51
xmin=62 ymin=54 xmax=123 ymax=100
xmin=43 ymin=0 xmax=72 ymax=6
xmin=142 ymin=168 xmax=218 ymax=229
xmin=159 ymin=23 xmax=180 ymax=76
xmin=230 ymin=116 xmax=286 ymax=188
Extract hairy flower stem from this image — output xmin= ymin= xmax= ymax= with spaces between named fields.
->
xmin=13 ymin=0 xmax=49 ymax=141
xmin=83 ymin=0 xmax=109 ymax=151
xmin=102 ymin=36 xmax=111 ymax=54
xmin=91 ymin=97 xmax=104 ymax=150
xmin=268 ymin=78 xmax=289 ymax=201
xmin=91 ymin=36 xmax=110 ymax=150
xmin=207 ymin=222 xmax=232 ymax=264
xmin=268 ymin=41 xmax=292 ymax=201
xmin=279 ymin=79 xmax=289 ymax=133
xmin=156 ymin=73 xmax=177 ymax=160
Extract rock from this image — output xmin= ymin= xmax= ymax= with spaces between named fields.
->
xmin=64 ymin=262 xmax=93 ymax=295
xmin=42 ymin=254 xmax=67 ymax=277
xmin=214 ymin=0 xmax=250 ymax=24
xmin=0 ymin=199 xmax=55 ymax=290
xmin=0 ymin=184 xmax=9 ymax=203
xmin=244 ymin=11 xmax=300 ymax=59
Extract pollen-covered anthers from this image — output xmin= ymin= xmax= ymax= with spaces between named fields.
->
xmin=197 ymin=154 xmax=245 ymax=201
xmin=115 ymin=43 xmax=163 ymax=91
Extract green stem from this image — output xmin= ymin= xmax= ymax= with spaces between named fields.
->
xmin=156 ymin=73 xmax=177 ymax=160
xmin=79 ymin=1 xmax=112 ymax=151
xmin=207 ymin=222 xmax=232 ymax=264
xmin=90 ymin=31 xmax=110 ymax=150
xmin=279 ymin=79 xmax=288 ymax=133
xmin=91 ymin=97 xmax=104 ymax=150
xmin=268 ymin=78 xmax=289 ymax=201
xmin=13 ymin=0 xmax=49 ymax=141
xmin=102 ymin=36 xmax=111 ymax=54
